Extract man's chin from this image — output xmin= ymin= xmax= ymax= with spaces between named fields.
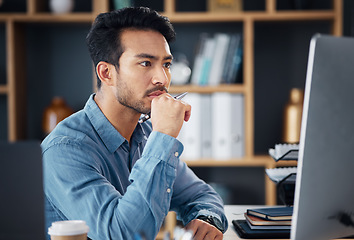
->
xmin=136 ymin=105 xmax=150 ymax=115
xmin=140 ymin=109 xmax=151 ymax=115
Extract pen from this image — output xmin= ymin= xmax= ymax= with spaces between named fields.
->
xmin=138 ymin=92 xmax=188 ymax=124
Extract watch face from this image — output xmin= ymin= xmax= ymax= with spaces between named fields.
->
xmin=211 ymin=216 xmax=224 ymax=232
xmin=198 ymin=215 xmax=224 ymax=232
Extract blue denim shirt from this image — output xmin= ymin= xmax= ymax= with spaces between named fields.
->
xmin=42 ymin=94 xmax=228 ymax=240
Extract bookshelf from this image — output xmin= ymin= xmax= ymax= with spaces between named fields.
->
xmin=0 ymin=0 xmax=343 ymax=237
xmin=167 ymin=0 xmax=342 ymax=206
xmin=0 ymin=0 xmax=342 ymax=197
xmin=0 ymin=0 xmax=100 ymax=141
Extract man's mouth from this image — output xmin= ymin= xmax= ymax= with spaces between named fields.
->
xmin=147 ymin=91 xmax=165 ymax=98
xmin=146 ymin=87 xmax=168 ymax=98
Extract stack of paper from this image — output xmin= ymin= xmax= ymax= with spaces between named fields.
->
xmin=268 ymin=143 xmax=299 ymax=161
xmin=265 ymin=167 xmax=297 ymax=183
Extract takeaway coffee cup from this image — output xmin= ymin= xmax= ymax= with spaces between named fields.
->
xmin=48 ymin=220 xmax=89 ymax=240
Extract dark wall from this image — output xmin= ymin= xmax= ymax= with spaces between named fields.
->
xmin=192 ymin=167 xmax=266 ymax=205
xmin=25 ymin=24 xmax=93 ymax=140
xmin=253 ymin=21 xmax=331 ymax=153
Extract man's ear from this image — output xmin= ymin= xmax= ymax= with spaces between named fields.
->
xmin=96 ymin=61 xmax=115 ymax=86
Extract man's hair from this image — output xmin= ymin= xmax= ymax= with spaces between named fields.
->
xmin=86 ymin=7 xmax=176 ymax=89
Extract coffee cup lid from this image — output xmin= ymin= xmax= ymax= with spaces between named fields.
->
xmin=48 ymin=220 xmax=89 ymax=236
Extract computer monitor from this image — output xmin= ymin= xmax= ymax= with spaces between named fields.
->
xmin=291 ymin=34 xmax=354 ymax=240
xmin=0 ymin=141 xmax=46 ymax=240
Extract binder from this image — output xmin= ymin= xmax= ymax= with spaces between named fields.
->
xmin=199 ymin=37 xmax=216 ymax=85
xmin=208 ymin=33 xmax=231 ymax=85
xmin=212 ymin=93 xmax=244 ymax=160
xmin=179 ymin=93 xmax=202 ymax=160
xmin=200 ymin=94 xmax=212 ymax=158
xmin=223 ymin=34 xmax=242 ymax=84
xmin=190 ymin=34 xmax=208 ymax=86
xmin=222 ymin=34 xmax=241 ymax=83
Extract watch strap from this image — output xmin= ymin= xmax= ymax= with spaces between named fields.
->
xmin=197 ymin=215 xmax=224 ymax=233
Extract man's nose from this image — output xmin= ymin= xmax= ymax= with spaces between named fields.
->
xmin=152 ymin=66 xmax=169 ymax=85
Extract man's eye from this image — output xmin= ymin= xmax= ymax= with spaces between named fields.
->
xmin=164 ymin=62 xmax=172 ymax=69
xmin=140 ymin=61 xmax=151 ymax=67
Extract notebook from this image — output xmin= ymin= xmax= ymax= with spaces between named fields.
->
xmin=0 ymin=141 xmax=46 ymax=240
xmin=247 ymin=206 xmax=293 ymax=221
xmin=232 ymin=220 xmax=290 ymax=239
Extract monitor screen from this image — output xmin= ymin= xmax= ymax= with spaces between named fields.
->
xmin=291 ymin=34 xmax=354 ymax=240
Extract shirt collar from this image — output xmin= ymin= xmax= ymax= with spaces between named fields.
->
xmin=131 ymin=123 xmax=145 ymax=145
xmin=84 ymin=94 xmax=146 ymax=153
xmin=84 ymin=94 xmax=124 ymax=153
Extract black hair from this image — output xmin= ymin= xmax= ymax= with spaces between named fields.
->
xmin=86 ymin=7 xmax=176 ymax=89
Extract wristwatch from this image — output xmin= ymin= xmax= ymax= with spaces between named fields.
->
xmin=197 ymin=215 xmax=225 ymax=233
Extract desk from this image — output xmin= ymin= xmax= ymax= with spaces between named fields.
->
xmin=223 ymin=205 xmax=354 ymax=240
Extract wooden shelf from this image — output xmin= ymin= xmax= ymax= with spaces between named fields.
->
xmin=0 ymin=13 xmax=94 ymax=23
xmin=184 ymin=155 xmax=297 ymax=167
xmin=163 ymin=10 xmax=336 ymax=23
xmin=249 ymin=10 xmax=336 ymax=21
xmin=169 ymin=84 xmax=245 ymax=94
xmin=185 ymin=155 xmax=272 ymax=167
xmin=0 ymin=10 xmax=336 ymax=24
xmin=0 ymin=85 xmax=8 ymax=94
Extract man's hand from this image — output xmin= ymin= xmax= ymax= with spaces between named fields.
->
xmin=150 ymin=93 xmax=191 ymax=138
xmin=185 ymin=219 xmax=223 ymax=240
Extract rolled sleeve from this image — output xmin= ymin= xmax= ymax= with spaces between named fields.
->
xmin=140 ymin=131 xmax=183 ymax=168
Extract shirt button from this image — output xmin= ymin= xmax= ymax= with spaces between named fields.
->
xmin=174 ymin=152 xmax=179 ymax=157
xmin=167 ymin=188 xmax=171 ymax=193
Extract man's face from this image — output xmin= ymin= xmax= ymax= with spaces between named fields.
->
xmin=112 ymin=29 xmax=172 ymax=114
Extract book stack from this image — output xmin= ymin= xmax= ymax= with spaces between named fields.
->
xmin=232 ymin=206 xmax=292 ymax=239
xmin=190 ymin=33 xmax=243 ymax=86
xmin=244 ymin=206 xmax=293 ymax=230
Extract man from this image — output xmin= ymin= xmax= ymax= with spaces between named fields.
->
xmin=42 ymin=7 xmax=228 ymax=240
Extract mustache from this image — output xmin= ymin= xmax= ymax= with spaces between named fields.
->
xmin=145 ymin=86 xmax=169 ymax=96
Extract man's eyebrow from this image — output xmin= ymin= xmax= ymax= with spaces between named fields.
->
xmin=164 ymin=55 xmax=173 ymax=61
xmin=134 ymin=53 xmax=173 ymax=60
